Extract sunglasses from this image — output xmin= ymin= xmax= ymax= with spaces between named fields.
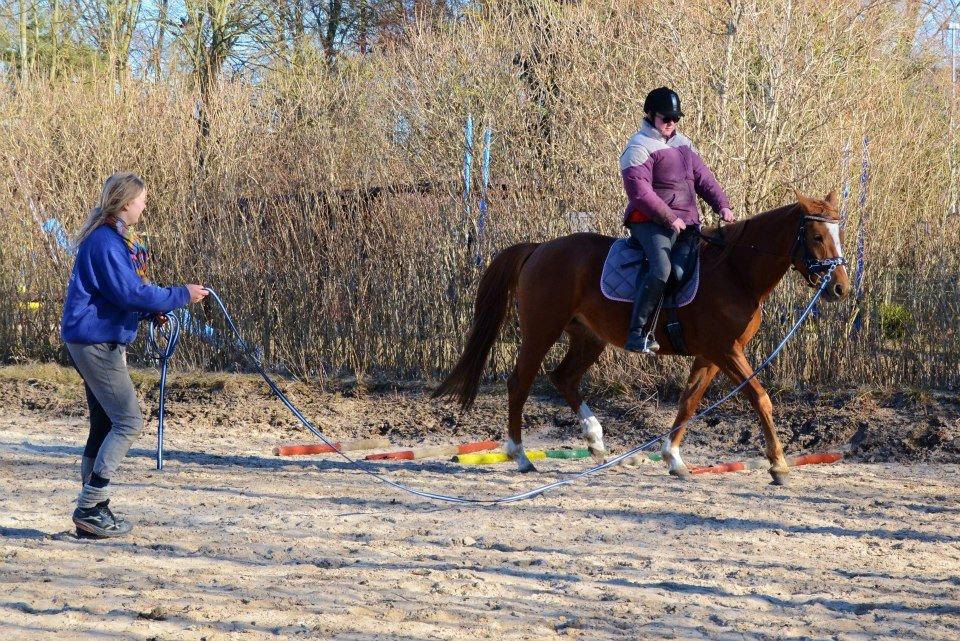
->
xmin=658 ymin=114 xmax=681 ymax=124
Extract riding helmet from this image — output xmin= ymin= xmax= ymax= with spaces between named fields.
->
xmin=643 ymin=87 xmax=683 ymax=119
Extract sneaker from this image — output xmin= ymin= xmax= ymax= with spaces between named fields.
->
xmin=72 ymin=500 xmax=133 ymax=538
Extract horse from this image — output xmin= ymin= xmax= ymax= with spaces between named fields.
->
xmin=434 ymin=191 xmax=850 ymax=485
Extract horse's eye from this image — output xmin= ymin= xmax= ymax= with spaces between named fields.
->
xmin=814 ymin=235 xmax=824 ymax=242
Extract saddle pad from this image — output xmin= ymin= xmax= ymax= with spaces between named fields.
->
xmin=600 ymin=238 xmax=699 ymax=308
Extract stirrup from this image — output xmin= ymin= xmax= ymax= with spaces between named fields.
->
xmin=625 ymin=332 xmax=660 ymax=354
xmin=641 ymin=335 xmax=660 ymax=354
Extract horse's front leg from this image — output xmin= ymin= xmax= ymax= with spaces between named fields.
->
xmin=663 ymin=356 xmax=719 ymax=478
xmin=716 ymin=350 xmax=790 ymax=485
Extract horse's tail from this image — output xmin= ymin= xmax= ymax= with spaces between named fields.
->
xmin=433 ymin=242 xmax=541 ymax=410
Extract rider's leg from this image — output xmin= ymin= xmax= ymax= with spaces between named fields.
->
xmin=669 ymin=228 xmax=697 ymax=284
xmin=625 ymin=222 xmax=675 ymax=353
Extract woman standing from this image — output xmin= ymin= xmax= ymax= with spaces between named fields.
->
xmin=61 ymin=172 xmax=208 ymax=538
xmin=619 ymin=87 xmax=735 ymax=353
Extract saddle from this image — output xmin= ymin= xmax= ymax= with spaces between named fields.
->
xmin=600 ymin=235 xmax=700 ymax=307
xmin=600 ymin=233 xmax=700 ymax=354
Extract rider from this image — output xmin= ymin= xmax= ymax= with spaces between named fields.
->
xmin=619 ymin=87 xmax=735 ymax=353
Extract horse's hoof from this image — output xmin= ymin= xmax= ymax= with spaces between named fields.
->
xmin=519 ymin=461 xmax=538 ymax=474
xmin=588 ymin=445 xmax=607 ymax=462
xmin=769 ymin=470 xmax=790 ymax=486
xmin=669 ymin=467 xmax=691 ymax=480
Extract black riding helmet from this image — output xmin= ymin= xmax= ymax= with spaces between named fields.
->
xmin=643 ymin=87 xmax=683 ymax=119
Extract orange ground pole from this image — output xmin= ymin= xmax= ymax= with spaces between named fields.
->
xmin=365 ymin=440 xmax=500 ymax=461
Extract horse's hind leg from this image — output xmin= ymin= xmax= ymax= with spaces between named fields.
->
xmin=663 ymin=356 xmax=719 ymax=478
xmin=548 ymin=321 xmax=607 ymax=459
xmin=716 ymin=350 xmax=790 ymax=486
xmin=506 ymin=318 xmax=568 ymax=474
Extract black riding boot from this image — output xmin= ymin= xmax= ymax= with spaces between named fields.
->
xmin=625 ymin=277 xmax=666 ymax=353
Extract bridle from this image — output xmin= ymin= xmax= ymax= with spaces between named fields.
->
xmin=790 ymin=215 xmax=847 ymax=288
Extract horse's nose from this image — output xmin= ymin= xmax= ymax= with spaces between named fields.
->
xmin=827 ymin=282 xmax=850 ymax=300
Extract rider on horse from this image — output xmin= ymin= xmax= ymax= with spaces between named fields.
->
xmin=619 ymin=87 xmax=735 ymax=354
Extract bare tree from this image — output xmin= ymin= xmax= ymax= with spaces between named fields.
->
xmin=75 ymin=0 xmax=143 ymax=78
xmin=173 ymin=1 xmax=261 ymax=169
xmin=149 ymin=0 xmax=169 ymax=81
xmin=19 ymin=0 xmax=30 ymax=79
xmin=177 ymin=1 xmax=261 ymax=92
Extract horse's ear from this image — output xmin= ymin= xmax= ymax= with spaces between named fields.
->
xmin=793 ymin=189 xmax=816 ymax=213
xmin=824 ymin=190 xmax=839 ymax=210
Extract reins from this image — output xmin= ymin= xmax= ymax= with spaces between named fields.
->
xmin=696 ymin=213 xmax=846 ymax=287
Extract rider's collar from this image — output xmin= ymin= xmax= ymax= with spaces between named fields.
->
xmin=639 ymin=119 xmax=677 ymax=143
xmin=640 ymin=119 xmax=663 ymax=141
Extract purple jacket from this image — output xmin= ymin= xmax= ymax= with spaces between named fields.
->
xmin=619 ymin=120 xmax=730 ymax=227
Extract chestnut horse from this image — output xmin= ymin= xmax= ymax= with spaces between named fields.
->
xmin=435 ymin=191 xmax=850 ymax=485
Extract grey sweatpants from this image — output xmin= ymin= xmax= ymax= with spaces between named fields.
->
xmin=628 ymin=222 xmax=698 ymax=285
xmin=629 ymin=222 xmax=677 ymax=285
xmin=66 ymin=342 xmax=143 ymax=504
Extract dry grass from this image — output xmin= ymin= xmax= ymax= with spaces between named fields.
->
xmin=1 ymin=0 xmax=957 ymax=394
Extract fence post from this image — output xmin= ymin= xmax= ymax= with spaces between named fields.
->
xmin=854 ymin=136 xmax=869 ymax=299
xmin=463 ymin=113 xmax=474 ymax=232
xmin=475 ymin=127 xmax=493 ymax=265
xmin=839 ymin=139 xmax=851 ymax=227
xmin=851 ymin=136 xmax=869 ymax=334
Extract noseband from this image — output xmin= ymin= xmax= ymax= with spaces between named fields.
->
xmin=790 ymin=215 xmax=846 ymax=287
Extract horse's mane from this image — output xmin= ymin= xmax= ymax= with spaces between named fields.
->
xmin=699 ymin=203 xmax=800 ymax=267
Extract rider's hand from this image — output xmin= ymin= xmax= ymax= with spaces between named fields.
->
xmin=152 ymin=313 xmax=168 ymax=327
xmin=720 ymin=207 xmax=735 ymax=223
xmin=186 ymin=284 xmax=209 ymax=304
xmin=670 ymin=218 xmax=687 ymax=234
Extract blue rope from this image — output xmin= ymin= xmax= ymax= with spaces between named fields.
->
xmin=150 ymin=267 xmax=836 ymax=504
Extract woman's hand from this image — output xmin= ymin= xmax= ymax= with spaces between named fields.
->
xmin=186 ymin=284 xmax=209 ymax=303
xmin=720 ymin=207 xmax=735 ymax=223
xmin=670 ymin=218 xmax=687 ymax=234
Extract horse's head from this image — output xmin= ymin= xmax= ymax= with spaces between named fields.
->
xmin=792 ymin=190 xmax=851 ymax=302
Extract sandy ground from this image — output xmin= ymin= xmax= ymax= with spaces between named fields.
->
xmin=2 ymin=398 xmax=959 ymax=641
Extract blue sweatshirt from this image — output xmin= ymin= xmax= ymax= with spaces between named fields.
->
xmin=60 ymin=224 xmax=190 ymax=345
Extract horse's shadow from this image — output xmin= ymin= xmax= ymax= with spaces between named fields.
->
xmin=0 ymin=527 xmax=47 ymax=540
xmin=589 ymin=506 xmax=960 ymax=543
xmin=604 ymin=578 xmax=960 ymax=617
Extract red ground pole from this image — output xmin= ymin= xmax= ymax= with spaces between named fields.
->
xmin=690 ymin=452 xmax=844 ymax=475
xmin=273 ymin=438 xmax=391 ymax=457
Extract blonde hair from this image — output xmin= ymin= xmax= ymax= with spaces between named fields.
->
xmin=74 ymin=171 xmax=146 ymax=248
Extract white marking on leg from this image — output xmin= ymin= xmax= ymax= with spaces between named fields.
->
xmin=578 ymin=403 xmax=606 ymax=456
xmin=505 ymin=437 xmax=534 ymax=472
xmin=661 ymin=436 xmax=686 ymax=472
xmin=825 ymin=222 xmax=843 ymax=258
